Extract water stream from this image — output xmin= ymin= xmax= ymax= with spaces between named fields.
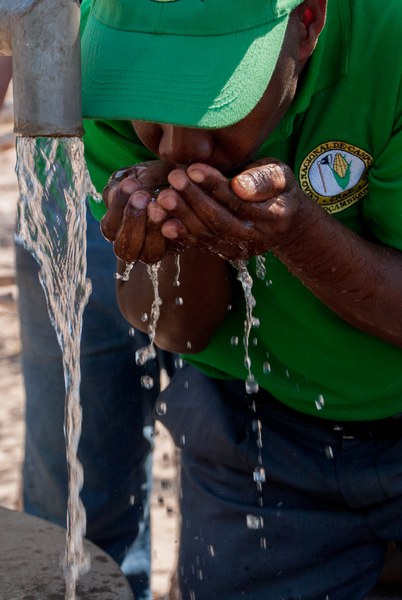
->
xmin=14 ymin=136 xmax=268 ymax=596
xmin=15 ymin=136 xmax=97 ymax=599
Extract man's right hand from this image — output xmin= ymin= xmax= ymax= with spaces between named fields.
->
xmin=101 ymin=160 xmax=174 ymax=264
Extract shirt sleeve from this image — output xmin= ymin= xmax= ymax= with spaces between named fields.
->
xmin=83 ymin=119 xmax=156 ymax=221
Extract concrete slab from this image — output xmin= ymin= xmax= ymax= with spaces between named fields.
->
xmin=0 ymin=506 xmax=134 ymax=599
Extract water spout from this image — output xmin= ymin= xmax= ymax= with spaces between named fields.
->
xmin=0 ymin=0 xmax=83 ymax=137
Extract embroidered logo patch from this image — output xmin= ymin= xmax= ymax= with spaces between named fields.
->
xmin=299 ymin=141 xmax=372 ymax=214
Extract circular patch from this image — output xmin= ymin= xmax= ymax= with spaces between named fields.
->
xmin=299 ymin=141 xmax=372 ymax=214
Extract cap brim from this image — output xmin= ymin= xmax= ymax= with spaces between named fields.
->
xmin=82 ymin=13 xmax=289 ymax=128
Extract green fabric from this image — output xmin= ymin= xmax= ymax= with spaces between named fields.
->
xmin=183 ymin=0 xmax=402 ymax=421
xmin=82 ymin=0 xmax=402 ymax=421
xmin=83 ymin=119 xmax=155 ymax=220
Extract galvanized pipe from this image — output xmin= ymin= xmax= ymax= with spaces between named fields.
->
xmin=0 ymin=0 xmax=83 ymax=137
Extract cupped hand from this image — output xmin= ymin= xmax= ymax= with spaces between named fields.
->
xmin=100 ymin=161 xmax=176 ymax=264
xmin=156 ymin=158 xmax=302 ymax=260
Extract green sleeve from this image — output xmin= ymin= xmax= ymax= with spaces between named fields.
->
xmin=83 ymin=119 xmax=155 ymax=221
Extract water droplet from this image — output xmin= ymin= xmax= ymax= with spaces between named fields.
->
xmin=244 ymin=356 xmax=251 ymax=369
xmin=315 ymin=394 xmax=325 ymax=411
xmin=263 ymin=362 xmax=271 ymax=374
xmin=141 ymin=312 xmax=148 ymax=323
xmin=114 ymin=261 xmax=134 ymax=281
xmin=260 ymin=537 xmax=267 ymax=550
xmin=186 ymin=340 xmax=192 ymax=350
xmin=180 ymin=434 xmax=186 ymax=446
xmin=245 ymin=374 xmax=259 ymax=395
xmin=175 ymin=296 xmax=184 ymax=306
xmin=230 ymin=336 xmax=239 ymax=346
xmin=253 ymin=467 xmax=266 ymax=484
xmin=174 ymin=357 xmax=184 ymax=369
xmin=252 ymin=337 xmax=258 ymax=346
xmin=246 ymin=514 xmax=264 ymax=530
xmin=324 ymin=445 xmax=334 ymax=460
xmin=155 ymin=400 xmax=167 ymax=416
xmin=135 ymin=344 xmax=156 ymax=366
xmin=207 ymin=545 xmax=215 ymax=557
xmin=129 ymin=495 xmax=135 ymax=506
xmin=174 ymin=254 xmax=181 ymax=287
xmin=252 ymin=419 xmax=261 ymax=433
xmin=251 ymin=317 xmax=260 ymax=328
xmin=128 ymin=327 xmax=136 ymax=337
xmin=227 ymin=304 xmax=232 ymax=311
xmin=255 ymin=255 xmax=266 ymax=280
xmin=265 ymin=279 xmax=273 ymax=287
xmin=141 ymin=375 xmax=154 ymax=390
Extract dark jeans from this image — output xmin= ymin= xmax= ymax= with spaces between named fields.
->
xmin=158 ymin=363 xmax=402 ymax=600
xmin=16 ymin=208 xmax=173 ymax=600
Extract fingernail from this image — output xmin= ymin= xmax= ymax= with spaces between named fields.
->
xmin=170 ymin=171 xmax=188 ymax=191
xmin=235 ymin=174 xmax=256 ymax=193
xmin=158 ymin=192 xmax=177 ymax=211
xmin=130 ymin=192 xmax=149 ymax=209
xmin=148 ymin=203 xmax=166 ymax=223
xmin=188 ymin=168 xmax=204 ymax=183
xmin=161 ymin=222 xmax=178 ymax=239
xmin=121 ymin=179 xmax=139 ymax=194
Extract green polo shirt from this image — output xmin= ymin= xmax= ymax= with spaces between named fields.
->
xmin=82 ymin=0 xmax=402 ymax=421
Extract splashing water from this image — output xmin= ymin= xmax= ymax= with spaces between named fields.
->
xmin=173 ymin=254 xmax=181 ymax=287
xmin=135 ymin=261 xmax=162 ymax=366
xmin=255 ymin=255 xmax=266 ymax=280
xmin=15 ymin=137 xmax=96 ymax=599
xmin=231 ymin=259 xmax=259 ymax=395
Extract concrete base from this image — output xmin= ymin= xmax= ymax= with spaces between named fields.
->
xmin=0 ymin=506 xmax=134 ymax=599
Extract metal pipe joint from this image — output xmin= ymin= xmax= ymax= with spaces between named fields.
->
xmin=0 ymin=0 xmax=83 ymax=137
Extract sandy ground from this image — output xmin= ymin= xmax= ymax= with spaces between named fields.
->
xmin=0 ymin=90 xmax=179 ymax=598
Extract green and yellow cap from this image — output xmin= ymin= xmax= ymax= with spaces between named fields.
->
xmin=82 ymin=0 xmax=305 ymax=128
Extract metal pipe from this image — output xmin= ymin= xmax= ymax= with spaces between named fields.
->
xmin=0 ymin=0 xmax=83 ymax=137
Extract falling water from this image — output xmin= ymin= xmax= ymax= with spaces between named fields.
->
xmin=135 ymin=261 xmax=162 ymax=367
xmin=15 ymin=136 xmax=97 ymax=599
xmin=232 ymin=259 xmax=260 ymax=395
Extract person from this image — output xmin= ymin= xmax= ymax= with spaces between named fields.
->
xmin=80 ymin=0 xmax=402 ymax=598
xmin=7 ymin=17 xmax=174 ymax=600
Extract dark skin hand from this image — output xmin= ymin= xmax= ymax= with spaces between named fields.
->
xmin=101 ymin=159 xmax=402 ymax=353
xmin=102 ymin=158 xmax=300 ymax=263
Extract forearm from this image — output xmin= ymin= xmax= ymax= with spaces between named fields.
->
xmin=117 ymin=247 xmax=232 ymax=353
xmin=274 ymin=197 xmax=402 ymax=347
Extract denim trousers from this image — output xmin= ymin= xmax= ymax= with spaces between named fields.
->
xmin=158 ymin=364 xmax=402 ymax=600
xmin=15 ymin=207 xmax=171 ymax=600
